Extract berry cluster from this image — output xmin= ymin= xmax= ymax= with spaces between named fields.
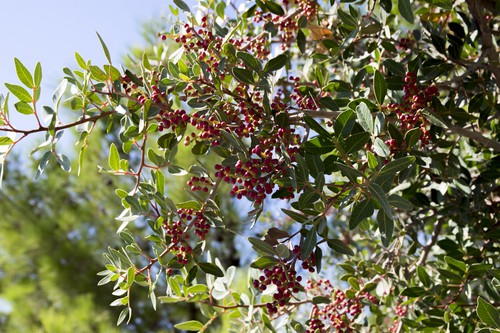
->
xmin=292 ymin=245 xmax=316 ymax=272
xmin=252 ymin=264 xmax=303 ymax=314
xmin=397 ymin=36 xmax=415 ymax=51
xmin=394 ymin=304 xmax=407 ymax=317
xmin=305 ymin=279 xmax=377 ymax=333
xmin=385 ymin=72 xmax=439 ymax=150
xmin=186 ymin=176 xmax=213 ymax=193
xmin=162 ymin=208 xmax=211 ymax=266
xmin=157 ymin=109 xmax=190 ymax=132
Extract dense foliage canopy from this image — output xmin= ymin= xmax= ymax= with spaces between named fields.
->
xmin=1 ymin=0 xmax=499 ymax=331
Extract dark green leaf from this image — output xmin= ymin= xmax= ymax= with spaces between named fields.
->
xmin=383 ymin=59 xmax=405 ymax=76
xmin=405 ymin=127 xmax=420 ymax=148
xmin=477 ymin=297 xmax=500 ymax=328
xmin=377 ymin=209 xmax=393 ymax=247
xmin=380 ymin=156 xmax=416 ymax=175
xmin=232 ymin=67 xmax=255 ymax=85
xmin=281 ymin=209 xmax=309 ymax=223
xmin=250 ymin=256 xmax=280 ymax=269
xmin=173 ymin=0 xmax=192 ymax=14
xmin=336 ymin=162 xmax=365 ymax=183
xmin=373 ymin=70 xmax=387 ymax=105
xmin=345 ymin=131 xmax=370 ymax=154
xmin=327 ymin=239 xmax=355 ymax=256
xmin=297 ymin=29 xmax=306 ymax=54
xmin=263 ymin=53 xmax=287 ymax=73
xmin=368 ymin=183 xmax=393 ymax=219
xmin=398 ymin=0 xmax=414 ymax=24
xmin=350 ymin=198 xmax=374 ymax=229
xmin=312 ymin=296 xmax=331 ymax=304
xmin=387 ymin=194 xmax=413 ymax=210
xmin=303 ymin=116 xmax=331 ymax=138
xmin=401 ymin=286 xmax=426 ymax=297
xmin=236 ymin=52 xmax=261 ymax=72
xmin=445 ymin=256 xmax=466 ymax=273
xmin=198 ymin=262 xmax=224 ymax=277
xmin=264 ymin=1 xmax=285 ymax=15
xmin=303 ymin=136 xmax=335 ymax=154
xmin=300 ymin=228 xmax=317 ymax=260
xmin=334 ymin=109 xmax=356 ymax=137
xmin=417 ymin=266 xmax=432 ymax=288
xmin=248 ymin=237 xmax=276 ymax=255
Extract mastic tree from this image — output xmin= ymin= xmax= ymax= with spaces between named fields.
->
xmin=0 ymin=0 xmax=499 ymax=331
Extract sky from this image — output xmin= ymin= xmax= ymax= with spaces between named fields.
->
xmin=0 ymin=0 xmax=174 ymax=144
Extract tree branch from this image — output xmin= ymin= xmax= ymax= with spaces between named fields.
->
xmin=466 ymin=0 xmax=500 ymax=88
xmin=447 ymin=123 xmax=500 ymax=152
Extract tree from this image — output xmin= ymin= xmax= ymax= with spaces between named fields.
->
xmin=0 ymin=0 xmax=499 ymax=331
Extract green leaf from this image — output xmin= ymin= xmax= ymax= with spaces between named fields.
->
xmin=398 ymin=0 xmax=414 ymax=24
xmin=312 ymin=296 xmax=331 ymax=304
xmin=109 ymin=143 xmax=120 ymax=171
xmin=327 ymin=239 xmax=355 ymax=256
xmin=248 ymin=237 xmax=276 ymax=255
xmin=373 ymin=70 xmax=387 ymax=105
xmin=335 ymin=162 xmax=365 ymax=183
xmin=198 ymin=262 xmax=224 ymax=277
xmin=34 ymin=62 xmax=42 ymax=87
xmin=350 ymin=198 xmax=374 ymax=229
xmin=356 ymin=102 xmax=373 ymax=134
xmin=477 ymin=297 xmax=500 ymax=328
xmin=401 ymin=286 xmax=426 ymax=297
xmin=345 ymin=131 xmax=370 ymax=154
xmin=0 ymin=137 xmax=13 ymax=145
xmin=383 ymin=59 xmax=405 ymax=76
xmin=263 ymin=53 xmax=287 ymax=73
xmin=173 ymin=0 xmax=192 ymax=14
xmin=75 ymin=52 xmax=87 ymax=69
xmin=303 ymin=136 xmax=335 ymax=154
xmin=5 ymin=83 xmax=32 ymax=103
xmin=232 ymin=67 xmax=255 ymax=85
xmin=417 ymin=265 xmax=432 ymax=288
xmin=265 ymin=0 xmax=285 ymax=15
xmin=373 ymin=137 xmax=390 ymax=157
xmin=303 ymin=116 xmax=331 ymax=138
xmin=405 ymin=127 xmax=420 ymax=148
xmin=368 ymin=183 xmax=393 ymax=219
xmin=174 ymin=320 xmax=204 ymax=331
xmin=445 ymin=256 xmax=466 ymax=273
xmin=236 ymin=51 xmax=261 ymax=72
xmin=379 ymin=156 xmax=416 ymax=175
xmin=387 ymin=194 xmax=413 ymax=210
xmin=281 ymin=208 xmax=309 ymax=223
xmin=421 ymin=109 xmax=448 ymax=128
xmin=300 ymin=227 xmax=317 ymax=260
xmin=367 ymin=151 xmax=378 ymax=169
xmin=56 ymin=154 xmax=71 ymax=172
xmin=377 ymin=209 xmax=393 ymax=247
xmin=250 ymin=256 xmax=280 ymax=269
xmin=158 ymin=296 xmax=180 ymax=303
xmin=14 ymin=58 xmax=34 ymax=88
xmin=96 ymin=32 xmax=112 ymax=64
xmin=14 ymin=101 xmax=33 ymax=115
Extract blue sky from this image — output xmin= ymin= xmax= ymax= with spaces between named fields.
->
xmin=0 ymin=1 xmax=173 ymax=133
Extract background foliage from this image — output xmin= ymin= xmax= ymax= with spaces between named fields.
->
xmin=1 ymin=0 xmax=499 ymax=332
